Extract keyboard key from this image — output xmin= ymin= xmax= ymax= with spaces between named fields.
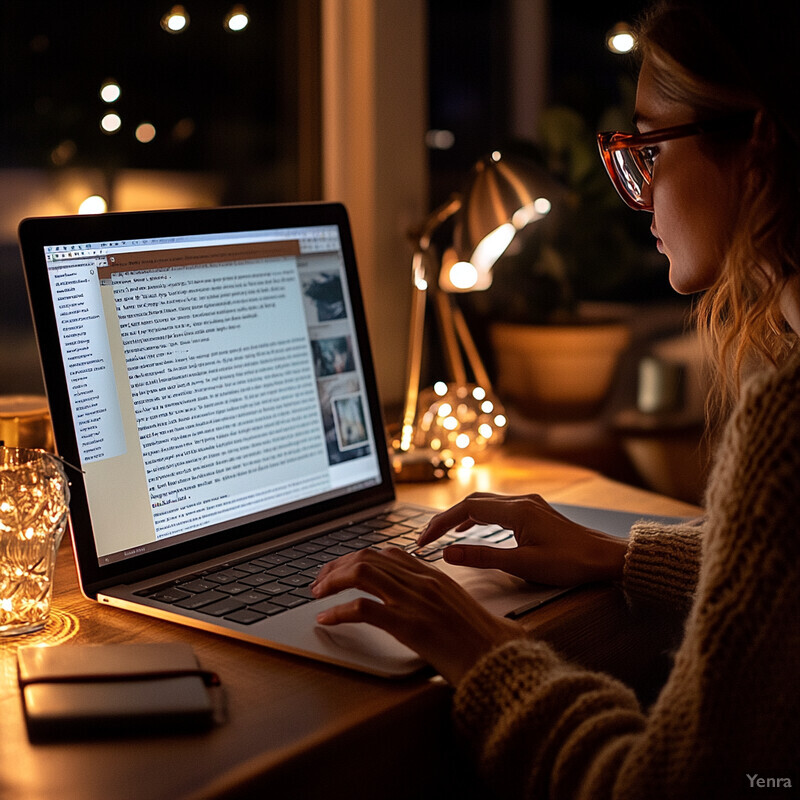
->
xmin=384 ymin=511 xmax=413 ymax=522
xmin=230 ymin=562 xmax=264 ymax=574
xmin=240 ymin=573 xmax=273 ymax=587
xmin=288 ymin=557 xmax=319 ymax=571
xmin=294 ymin=541 xmax=326 ymax=554
xmin=307 ymin=551 xmax=340 ymax=564
xmin=253 ymin=553 xmax=289 ymax=567
xmin=346 ymin=524 xmax=373 ymax=534
xmin=275 ymin=547 xmax=308 ymax=560
xmin=133 ymin=579 xmax=180 ymax=596
xmin=387 ymin=535 xmax=417 ymax=548
xmin=270 ymin=594 xmax=308 ymax=609
xmin=329 ymin=529 xmax=359 ymax=542
xmin=312 ymin=535 xmax=340 ymax=548
xmin=201 ymin=598 xmax=246 ymax=616
xmin=371 ymin=541 xmax=405 ymax=551
xmin=348 ymin=536 xmax=380 ymax=550
xmin=259 ymin=581 xmax=291 ymax=596
xmin=267 ymin=564 xmax=298 ymax=578
xmin=225 ymin=609 xmax=266 ymax=625
xmin=177 ymin=578 xmax=217 ymax=594
xmin=324 ymin=544 xmax=357 ymax=557
xmin=362 ymin=519 xmax=393 ymax=530
xmin=221 ymin=582 xmax=253 ymax=595
xmin=206 ymin=568 xmax=249 ymax=585
xmin=360 ymin=531 xmax=393 ymax=543
xmin=151 ymin=588 xmax=192 ymax=603
xmin=278 ymin=573 xmax=314 ymax=588
xmin=174 ymin=589 xmax=229 ymax=609
xmin=385 ymin=523 xmax=414 ymax=534
xmin=238 ymin=590 xmax=275 ymax=604
xmin=251 ymin=599 xmax=288 ymax=616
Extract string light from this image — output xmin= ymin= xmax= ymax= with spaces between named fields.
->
xmin=161 ymin=5 xmax=189 ymax=33
xmin=413 ymin=383 xmax=507 ymax=468
xmin=225 ymin=5 xmax=249 ymax=32
xmin=99 ymin=80 xmax=121 ymax=103
xmin=100 ymin=111 xmax=122 ymax=133
xmin=135 ymin=122 xmax=157 ymax=143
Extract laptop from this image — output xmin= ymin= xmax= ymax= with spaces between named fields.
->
xmin=18 ymin=202 xmax=679 ymax=678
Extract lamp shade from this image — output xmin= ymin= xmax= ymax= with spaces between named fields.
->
xmin=451 ymin=151 xmax=559 ymax=278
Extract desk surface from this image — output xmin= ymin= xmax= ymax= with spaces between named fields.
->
xmin=0 ymin=454 xmax=701 ymax=800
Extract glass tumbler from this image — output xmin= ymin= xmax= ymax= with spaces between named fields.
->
xmin=0 ymin=447 xmax=70 ymax=636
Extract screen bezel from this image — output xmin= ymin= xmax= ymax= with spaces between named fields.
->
xmin=18 ymin=202 xmax=395 ymax=594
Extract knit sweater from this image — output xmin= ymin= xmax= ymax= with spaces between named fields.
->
xmin=453 ymin=347 xmax=800 ymax=799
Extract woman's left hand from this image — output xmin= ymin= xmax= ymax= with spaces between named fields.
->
xmin=311 ymin=547 xmax=525 ymax=685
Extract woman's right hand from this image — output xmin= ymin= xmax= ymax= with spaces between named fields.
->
xmin=417 ymin=492 xmax=628 ymax=587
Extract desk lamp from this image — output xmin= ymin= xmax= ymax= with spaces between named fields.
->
xmin=394 ymin=151 xmax=556 ymax=475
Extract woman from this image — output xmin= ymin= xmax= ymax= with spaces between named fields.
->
xmin=311 ymin=1 xmax=800 ymax=796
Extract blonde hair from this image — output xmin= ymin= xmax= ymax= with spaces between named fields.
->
xmin=636 ymin=7 xmax=800 ymax=421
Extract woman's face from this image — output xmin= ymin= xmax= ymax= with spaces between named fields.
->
xmin=635 ymin=57 xmax=745 ymax=294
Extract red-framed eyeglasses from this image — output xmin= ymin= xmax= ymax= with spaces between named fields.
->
xmin=597 ymin=112 xmax=755 ymax=211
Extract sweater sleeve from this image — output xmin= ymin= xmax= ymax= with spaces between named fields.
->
xmin=452 ymin=352 xmax=800 ymax=799
xmin=622 ymin=519 xmax=704 ymax=614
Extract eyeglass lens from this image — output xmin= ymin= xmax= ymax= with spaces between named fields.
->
xmin=611 ymin=148 xmax=651 ymax=208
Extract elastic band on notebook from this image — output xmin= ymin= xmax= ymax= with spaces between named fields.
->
xmin=18 ymin=668 xmax=221 ymax=689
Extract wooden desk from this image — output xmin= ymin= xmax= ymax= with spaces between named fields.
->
xmin=0 ymin=455 xmax=701 ymax=800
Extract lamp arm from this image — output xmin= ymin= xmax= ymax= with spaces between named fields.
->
xmin=451 ymin=300 xmax=492 ymax=390
xmin=434 ymin=292 xmax=467 ymax=387
xmin=414 ymin=195 xmax=462 ymax=252
xmin=399 ymin=249 xmax=428 ymax=451
xmin=399 ymin=196 xmax=463 ymax=451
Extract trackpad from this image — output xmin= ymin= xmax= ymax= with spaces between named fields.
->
xmin=314 ymin=618 xmax=425 ymax=676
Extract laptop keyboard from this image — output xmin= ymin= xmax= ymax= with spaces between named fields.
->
xmin=134 ymin=506 xmax=511 ymax=626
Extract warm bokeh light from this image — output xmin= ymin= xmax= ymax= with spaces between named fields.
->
xmin=413 ymin=382 xmax=507 ymax=467
xmin=100 ymin=81 xmax=121 ymax=103
xmin=448 ymin=260 xmax=478 ymax=290
xmin=225 ymin=5 xmax=249 ymax=32
xmin=50 ymin=139 xmax=76 ymax=166
xmin=135 ymin=122 xmax=157 ymax=143
xmin=78 ymin=195 xmax=108 ymax=214
xmin=161 ymin=5 xmax=189 ymax=33
xmin=425 ymin=129 xmax=455 ymax=150
xmin=470 ymin=222 xmax=515 ymax=273
xmin=100 ymin=112 xmax=122 ymax=133
xmin=172 ymin=117 xmax=196 ymax=142
xmin=606 ymin=22 xmax=636 ymax=54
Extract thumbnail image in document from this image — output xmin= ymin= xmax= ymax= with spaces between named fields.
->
xmin=302 ymin=271 xmax=346 ymax=323
xmin=311 ymin=335 xmax=355 ymax=377
xmin=317 ymin=374 xmax=370 ymax=464
xmin=332 ymin=393 xmax=368 ymax=451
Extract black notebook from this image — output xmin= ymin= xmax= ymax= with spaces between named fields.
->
xmin=18 ymin=642 xmax=217 ymax=740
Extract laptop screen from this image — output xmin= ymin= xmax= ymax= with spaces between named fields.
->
xmin=27 ymin=208 xmax=387 ymax=571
